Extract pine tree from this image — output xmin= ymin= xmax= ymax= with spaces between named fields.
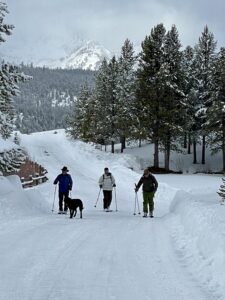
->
xmin=92 ymin=57 xmax=119 ymax=153
xmin=181 ymin=46 xmax=196 ymax=154
xmin=0 ymin=3 xmax=31 ymax=139
xmin=160 ymin=24 xmax=185 ymax=170
xmin=206 ymin=47 xmax=225 ymax=171
xmin=217 ymin=178 xmax=225 ymax=204
xmin=0 ymin=2 xmax=14 ymax=43
xmin=66 ymin=82 xmax=94 ymax=141
xmin=117 ymin=39 xmax=137 ymax=152
xmin=136 ymin=23 xmax=166 ymax=167
xmin=194 ymin=25 xmax=217 ymax=164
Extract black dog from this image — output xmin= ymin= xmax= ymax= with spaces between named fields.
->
xmin=64 ymin=197 xmax=84 ymax=219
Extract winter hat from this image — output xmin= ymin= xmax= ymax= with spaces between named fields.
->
xmin=61 ymin=166 xmax=69 ymax=172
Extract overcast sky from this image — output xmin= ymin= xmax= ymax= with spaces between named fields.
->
xmin=2 ymin=0 xmax=225 ymax=60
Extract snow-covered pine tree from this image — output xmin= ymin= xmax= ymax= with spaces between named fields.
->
xmin=91 ymin=58 xmax=112 ymax=147
xmin=181 ymin=46 xmax=197 ymax=154
xmin=206 ymin=47 xmax=225 ymax=171
xmin=161 ymin=24 xmax=185 ymax=170
xmin=0 ymin=146 xmax=27 ymax=174
xmin=116 ymin=39 xmax=137 ymax=152
xmin=0 ymin=2 xmax=14 ymax=42
xmin=194 ymin=25 xmax=217 ymax=164
xmin=66 ymin=82 xmax=94 ymax=141
xmin=92 ymin=57 xmax=119 ymax=153
xmin=217 ymin=178 xmax=225 ymax=204
xmin=136 ymin=23 xmax=166 ymax=167
xmin=0 ymin=2 xmax=31 ymax=139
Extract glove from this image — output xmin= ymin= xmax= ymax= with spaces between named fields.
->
xmin=69 ymin=187 xmax=72 ymax=191
xmin=99 ymin=185 xmax=103 ymax=188
xmin=113 ymin=184 xmax=116 ymax=187
xmin=135 ymin=188 xmax=138 ymax=193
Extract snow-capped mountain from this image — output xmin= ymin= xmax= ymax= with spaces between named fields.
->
xmin=59 ymin=40 xmax=112 ymax=70
xmin=1 ymin=38 xmax=113 ymax=71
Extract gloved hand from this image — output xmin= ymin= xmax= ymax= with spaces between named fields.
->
xmin=135 ymin=187 xmax=138 ymax=193
xmin=113 ymin=184 xmax=116 ymax=187
xmin=99 ymin=185 xmax=103 ymax=189
xmin=69 ymin=187 xmax=72 ymax=191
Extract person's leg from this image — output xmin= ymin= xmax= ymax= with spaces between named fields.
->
xmin=148 ymin=192 xmax=155 ymax=216
xmin=107 ymin=191 xmax=112 ymax=208
xmin=143 ymin=192 xmax=149 ymax=216
xmin=58 ymin=192 xmax=63 ymax=211
xmin=63 ymin=191 xmax=69 ymax=211
xmin=103 ymin=190 xmax=108 ymax=209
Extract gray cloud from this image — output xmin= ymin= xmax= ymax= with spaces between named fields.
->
xmin=2 ymin=0 xmax=225 ymax=61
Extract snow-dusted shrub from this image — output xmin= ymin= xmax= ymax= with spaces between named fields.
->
xmin=0 ymin=147 xmax=27 ymax=173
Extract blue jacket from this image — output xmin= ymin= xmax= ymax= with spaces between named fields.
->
xmin=54 ymin=174 xmax=73 ymax=193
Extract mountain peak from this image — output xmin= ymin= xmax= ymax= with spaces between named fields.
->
xmin=36 ymin=40 xmax=113 ymax=70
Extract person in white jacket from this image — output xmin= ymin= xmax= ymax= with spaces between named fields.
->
xmin=98 ymin=167 xmax=116 ymax=211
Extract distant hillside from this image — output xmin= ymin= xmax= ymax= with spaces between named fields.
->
xmin=14 ymin=65 xmax=95 ymax=133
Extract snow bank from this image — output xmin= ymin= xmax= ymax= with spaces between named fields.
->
xmin=168 ymin=189 xmax=225 ymax=298
xmin=0 ymin=175 xmax=49 ymax=222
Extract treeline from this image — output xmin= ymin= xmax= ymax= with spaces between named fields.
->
xmin=67 ymin=24 xmax=225 ymax=172
xmin=15 ymin=65 xmax=95 ymax=133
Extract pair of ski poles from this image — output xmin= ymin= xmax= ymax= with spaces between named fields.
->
xmin=94 ymin=187 xmax=118 ymax=211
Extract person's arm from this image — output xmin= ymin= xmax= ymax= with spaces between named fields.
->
xmin=152 ymin=175 xmax=158 ymax=192
xmin=135 ymin=177 xmax=143 ymax=191
xmin=111 ymin=174 xmax=116 ymax=187
xmin=53 ymin=175 xmax=59 ymax=185
xmin=98 ymin=175 xmax=103 ymax=187
xmin=69 ymin=175 xmax=73 ymax=190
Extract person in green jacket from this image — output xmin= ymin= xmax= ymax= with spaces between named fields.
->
xmin=135 ymin=168 xmax=158 ymax=218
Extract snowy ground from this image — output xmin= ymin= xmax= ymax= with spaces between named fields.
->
xmin=0 ymin=129 xmax=224 ymax=300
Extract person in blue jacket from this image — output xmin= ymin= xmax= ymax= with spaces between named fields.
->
xmin=54 ymin=166 xmax=73 ymax=214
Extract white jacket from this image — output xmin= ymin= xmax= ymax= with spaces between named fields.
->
xmin=99 ymin=173 xmax=115 ymax=191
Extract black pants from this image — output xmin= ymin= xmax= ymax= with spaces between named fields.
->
xmin=103 ymin=190 xmax=112 ymax=209
xmin=59 ymin=191 xmax=69 ymax=211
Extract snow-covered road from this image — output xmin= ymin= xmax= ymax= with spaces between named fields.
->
xmin=0 ymin=130 xmax=222 ymax=300
xmin=0 ymin=211 xmax=211 ymax=300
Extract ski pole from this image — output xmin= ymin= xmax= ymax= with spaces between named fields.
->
xmin=52 ymin=185 xmax=57 ymax=212
xmin=114 ymin=187 xmax=118 ymax=211
xmin=94 ymin=187 xmax=101 ymax=207
xmin=136 ymin=192 xmax=141 ymax=215
xmin=134 ymin=184 xmax=141 ymax=215
xmin=133 ymin=191 xmax=137 ymax=215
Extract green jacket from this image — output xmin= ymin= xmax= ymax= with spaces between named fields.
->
xmin=136 ymin=173 xmax=158 ymax=193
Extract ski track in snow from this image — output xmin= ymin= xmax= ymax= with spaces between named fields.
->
xmin=0 ymin=212 xmax=212 ymax=300
xmin=0 ymin=131 xmax=220 ymax=300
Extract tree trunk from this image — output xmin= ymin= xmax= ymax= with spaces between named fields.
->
xmin=188 ymin=132 xmax=191 ymax=154
xmin=111 ymin=141 xmax=114 ymax=153
xmin=154 ymin=139 xmax=159 ymax=168
xmin=164 ymin=135 xmax=170 ymax=171
xmin=139 ymin=137 xmax=142 ymax=148
xmin=120 ymin=136 xmax=126 ymax=153
xmin=201 ymin=135 xmax=205 ymax=164
xmin=193 ymin=138 xmax=197 ymax=164
xmin=183 ymin=132 xmax=187 ymax=148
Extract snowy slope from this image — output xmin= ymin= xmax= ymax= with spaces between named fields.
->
xmin=59 ymin=40 xmax=112 ymax=70
xmin=0 ymin=129 xmax=224 ymax=300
